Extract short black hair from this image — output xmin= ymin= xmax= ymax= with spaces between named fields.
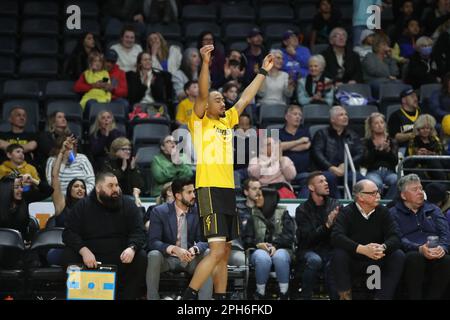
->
xmin=183 ymin=80 xmax=198 ymax=93
xmin=95 ymin=171 xmax=117 ymax=185
xmin=223 ymin=81 xmax=239 ymax=93
xmin=120 ymin=25 xmax=136 ymax=38
xmin=171 ymin=178 xmax=194 ymax=196
xmin=6 ymin=143 xmax=24 ymax=154
xmin=307 ymin=171 xmax=324 ymax=186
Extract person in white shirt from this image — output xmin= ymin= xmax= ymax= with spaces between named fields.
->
xmin=111 ymin=25 xmax=143 ymax=72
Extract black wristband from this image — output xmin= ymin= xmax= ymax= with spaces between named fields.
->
xmin=259 ymin=68 xmax=268 ymax=76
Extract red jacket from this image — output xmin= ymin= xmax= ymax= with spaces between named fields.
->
xmin=73 ymin=64 xmax=128 ymax=100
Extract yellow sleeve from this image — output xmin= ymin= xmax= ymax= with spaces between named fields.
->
xmin=176 ymin=101 xmax=186 ymax=124
xmin=226 ymin=107 xmax=239 ymax=128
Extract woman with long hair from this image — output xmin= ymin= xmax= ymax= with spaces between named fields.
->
xmin=146 ymin=32 xmax=182 ymax=75
xmin=0 ymin=174 xmax=53 ymax=268
xmin=89 ymin=110 xmax=125 ymax=170
xmin=172 ymin=48 xmax=201 ymax=101
xmin=362 ymin=112 xmax=398 ymax=199
xmin=65 ymin=32 xmax=102 ymax=80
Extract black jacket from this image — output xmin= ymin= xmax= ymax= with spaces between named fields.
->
xmin=406 ymin=52 xmax=440 ymax=90
xmin=63 ymin=191 xmax=146 ymax=254
xmin=295 ymin=197 xmax=340 ymax=253
xmin=126 ymin=69 xmax=173 ymax=107
xmin=322 ymin=46 xmax=363 ymax=83
xmin=101 ymin=157 xmax=144 ymax=196
xmin=311 ymin=126 xmax=363 ymax=170
xmin=331 ymin=202 xmax=400 ymax=256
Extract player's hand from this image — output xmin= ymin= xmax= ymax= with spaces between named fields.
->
xmin=200 ymin=45 xmax=214 ymax=65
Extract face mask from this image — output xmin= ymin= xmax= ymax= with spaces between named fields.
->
xmin=420 ymin=46 xmax=432 ymax=57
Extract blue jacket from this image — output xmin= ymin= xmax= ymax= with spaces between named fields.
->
xmin=389 ymin=201 xmax=450 ymax=253
xmin=147 ymin=202 xmax=208 ymax=254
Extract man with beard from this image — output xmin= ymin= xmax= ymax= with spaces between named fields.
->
xmin=146 ymin=178 xmax=212 ymax=300
xmin=183 ymin=45 xmax=273 ymax=300
xmin=295 ymin=172 xmax=340 ymax=300
xmin=62 ymin=172 xmax=147 ymax=300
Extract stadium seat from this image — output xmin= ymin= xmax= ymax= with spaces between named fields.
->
xmin=3 ymin=80 xmax=41 ymax=99
xmin=23 ymin=1 xmax=59 ymax=18
xmin=259 ymin=4 xmax=295 ymax=23
xmin=147 ymin=23 xmax=182 ymax=40
xmin=379 ymin=83 xmax=412 ymax=114
xmin=133 ymin=123 xmax=170 ymax=149
xmin=27 ymin=228 xmax=66 ymax=300
xmin=135 ymin=145 xmax=161 ymax=196
xmin=220 ymin=3 xmax=256 ymax=22
xmin=20 ymin=37 xmax=59 ymax=58
xmin=224 ymin=23 xmax=257 ymax=42
xmin=265 ymin=123 xmax=284 ymax=131
xmin=88 ymin=102 xmax=127 ymax=123
xmin=104 ymin=18 xmax=123 ymax=43
xmin=345 ymin=105 xmax=379 ymax=122
xmin=22 ymin=19 xmax=59 ymax=36
xmin=0 ymin=56 xmax=15 ymax=77
xmin=46 ymin=100 xmax=83 ymax=121
xmin=0 ymin=17 xmax=17 ymax=35
xmin=64 ymin=0 xmax=99 ymax=18
xmin=309 ymin=124 xmax=329 ymax=139
xmin=63 ymin=39 xmax=77 ymax=57
xmin=296 ymin=4 xmax=316 ymax=23
xmin=0 ymin=228 xmax=26 ymax=299
xmin=227 ymin=41 xmax=248 ymax=52
xmin=259 ymin=103 xmax=287 ymax=128
xmin=0 ymin=0 xmax=19 ymax=17
xmin=3 ymin=99 xmax=40 ymax=130
xmin=18 ymin=58 xmax=58 ymax=78
xmin=64 ymin=18 xmax=100 ymax=38
xmin=419 ymin=83 xmax=441 ymax=104
xmin=184 ymin=22 xmax=221 ymax=42
xmin=303 ymin=104 xmax=332 ymax=125
xmin=182 ymin=4 xmax=217 ymax=21
xmin=385 ymin=104 xmax=401 ymax=123
xmin=0 ymin=36 xmax=16 ymax=55
xmin=311 ymin=43 xmax=329 ymax=55
xmin=45 ymin=81 xmax=79 ymax=100
xmin=67 ymin=121 xmax=83 ymax=138
xmin=262 ymin=23 xmax=300 ymax=43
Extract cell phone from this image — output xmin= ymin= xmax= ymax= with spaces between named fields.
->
xmin=102 ymin=77 xmax=109 ymax=83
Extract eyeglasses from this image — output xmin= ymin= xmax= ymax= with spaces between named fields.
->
xmin=119 ymin=147 xmax=132 ymax=152
xmin=360 ymin=190 xmax=380 ymax=196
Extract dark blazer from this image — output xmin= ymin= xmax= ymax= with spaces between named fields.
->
xmin=147 ymin=202 xmax=208 ymax=254
xmin=322 ymin=45 xmax=363 ymax=83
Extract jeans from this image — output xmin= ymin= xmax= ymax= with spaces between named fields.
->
xmin=250 ymin=249 xmax=291 ymax=285
xmin=301 ymin=251 xmax=337 ymax=300
xmin=366 ymin=168 xmax=398 ymax=200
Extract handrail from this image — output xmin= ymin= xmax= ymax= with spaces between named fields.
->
xmin=344 ymin=143 xmax=357 ymax=200
xmin=397 ymin=155 xmax=450 ymax=181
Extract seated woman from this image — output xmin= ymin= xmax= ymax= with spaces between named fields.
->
xmin=406 ymin=114 xmax=447 ymax=182
xmin=297 ymin=54 xmax=334 ymax=107
xmin=64 ymin=32 xmax=102 ymax=80
xmin=362 ymin=33 xmax=400 ymax=98
xmin=101 ymin=137 xmax=144 ymax=205
xmin=46 ymin=135 xmax=87 ymax=265
xmin=257 ymin=49 xmax=294 ymax=107
xmin=171 ymin=48 xmax=201 ymax=102
xmin=126 ymin=52 xmax=173 ymax=117
xmin=248 ymin=137 xmax=297 ymax=199
xmin=146 ymin=32 xmax=182 ymax=75
xmin=362 ymin=112 xmax=398 ymax=200
xmin=88 ymin=110 xmax=125 ymax=171
xmin=46 ymin=135 xmax=95 ymax=196
xmin=0 ymin=174 xmax=53 ymax=269
xmin=428 ymin=72 xmax=449 ymax=123
xmin=73 ymin=52 xmax=112 ymax=111
xmin=196 ymin=31 xmax=225 ymax=89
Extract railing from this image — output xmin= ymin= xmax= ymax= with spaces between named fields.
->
xmin=397 ymin=155 xmax=450 ymax=185
xmin=344 ymin=143 xmax=357 ymax=200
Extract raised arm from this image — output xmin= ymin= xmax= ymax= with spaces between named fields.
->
xmin=234 ymin=54 xmax=274 ymax=115
xmin=193 ymin=45 xmax=214 ymax=118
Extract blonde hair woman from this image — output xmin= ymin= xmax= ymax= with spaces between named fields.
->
xmin=362 ymin=112 xmax=398 ymax=199
xmin=146 ymin=32 xmax=182 ymax=75
xmin=88 ymin=110 xmax=125 ymax=170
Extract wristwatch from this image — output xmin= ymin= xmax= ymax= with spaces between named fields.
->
xmin=128 ymin=245 xmax=137 ymax=252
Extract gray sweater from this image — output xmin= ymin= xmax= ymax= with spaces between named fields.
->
xmin=362 ymin=52 xmax=399 ymax=83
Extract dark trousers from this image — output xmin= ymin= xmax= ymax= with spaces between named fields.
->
xmin=403 ymin=251 xmax=450 ymax=300
xmin=332 ymin=248 xmax=405 ymax=300
xmin=62 ymin=248 xmax=147 ymax=300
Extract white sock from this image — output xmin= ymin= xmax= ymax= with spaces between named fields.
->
xmin=279 ymin=283 xmax=289 ymax=294
xmin=256 ymin=284 xmax=266 ymax=295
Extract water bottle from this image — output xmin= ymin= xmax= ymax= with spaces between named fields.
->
xmin=427 ymin=235 xmax=439 ymax=248
xmin=67 ymin=151 xmax=75 ymax=165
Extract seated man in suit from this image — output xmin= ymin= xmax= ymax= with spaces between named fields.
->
xmin=146 ymin=178 xmax=212 ymax=300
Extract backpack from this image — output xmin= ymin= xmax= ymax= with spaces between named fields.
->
xmin=335 ymin=90 xmax=368 ymax=106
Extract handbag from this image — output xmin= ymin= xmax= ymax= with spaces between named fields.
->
xmin=335 ymin=90 xmax=368 ymax=106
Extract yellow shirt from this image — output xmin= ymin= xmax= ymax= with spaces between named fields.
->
xmin=176 ymin=98 xmax=194 ymax=125
xmin=188 ymin=107 xmax=239 ymax=188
